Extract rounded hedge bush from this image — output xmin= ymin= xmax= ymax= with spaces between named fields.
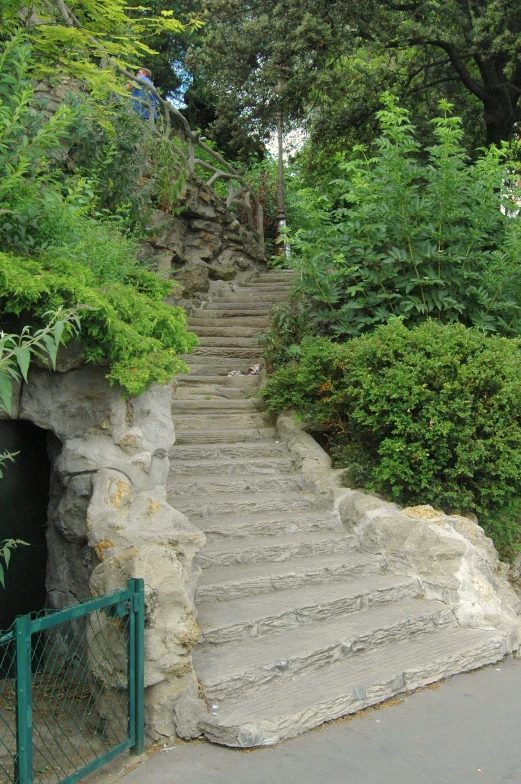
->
xmin=262 ymin=319 xmax=521 ymax=522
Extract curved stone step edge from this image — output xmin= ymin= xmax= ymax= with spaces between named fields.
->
xmin=169 ymin=441 xmax=289 ymax=460
xmin=195 ymin=600 xmax=456 ymax=703
xmin=196 ymin=532 xmax=358 ymax=568
xmin=174 ymin=414 xmax=269 ymax=430
xmin=198 ymin=575 xmax=420 ymax=646
xmin=196 ymin=553 xmax=384 ymax=603
xmin=171 ymin=398 xmax=263 ymax=412
xmin=167 ymin=473 xmax=303 ymax=498
xmin=198 ymin=337 xmax=260 ymax=347
xmin=188 ymin=318 xmax=268 ymax=327
xmin=175 ymin=375 xmax=260 ymax=386
xmin=189 ymin=326 xmax=263 ymax=338
xmin=199 ymin=510 xmax=342 ymax=541
xmin=169 ymin=456 xmax=295 ymax=477
xmin=198 ymin=629 xmax=508 ymax=747
xmin=175 ymin=428 xmax=276 ymax=445
xmin=174 ymin=490 xmax=326 ymax=519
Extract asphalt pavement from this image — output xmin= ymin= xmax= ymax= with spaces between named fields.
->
xmin=116 ymin=656 xmax=521 ymax=784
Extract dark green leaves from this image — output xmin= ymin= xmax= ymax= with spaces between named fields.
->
xmin=262 ymin=320 xmax=521 ymax=559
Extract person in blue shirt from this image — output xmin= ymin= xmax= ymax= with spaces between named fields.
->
xmin=129 ymin=68 xmax=159 ymax=120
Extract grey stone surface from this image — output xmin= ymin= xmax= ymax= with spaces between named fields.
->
xmin=108 ymin=657 xmax=521 ymax=784
xmin=166 ymin=268 xmax=521 ymax=749
xmin=142 ymin=176 xmax=266 ymax=295
xmin=10 ymin=363 xmax=206 ymax=742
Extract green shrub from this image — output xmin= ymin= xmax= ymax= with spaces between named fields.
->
xmin=0 ymin=252 xmax=197 ymax=397
xmin=0 ymin=37 xmax=197 ymax=397
xmin=262 ymin=320 xmax=521 ymax=524
xmin=257 ymin=292 xmax=313 ymax=370
xmin=288 ymin=95 xmax=521 ymax=338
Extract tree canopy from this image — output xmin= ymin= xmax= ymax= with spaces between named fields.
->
xmin=191 ymin=0 xmax=521 ymax=152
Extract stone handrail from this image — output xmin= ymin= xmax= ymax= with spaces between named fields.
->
xmin=123 ymin=70 xmax=265 ymax=253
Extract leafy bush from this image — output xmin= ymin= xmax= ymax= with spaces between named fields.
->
xmin=257 ymin=292 xmax=312 ymax=370
xmin=67 ymin=96 xmax=188 ymax=223
xmin=288 ymin=95 xmax=521 ymax=338
xmin=0 ymin=36 xmax=197 ymax=397
xmin=262 ymin=320 xmax=521 ymax=536
xmin=0 ymin=253 xmax=197 ymax=396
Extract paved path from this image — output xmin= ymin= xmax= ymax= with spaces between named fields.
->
xmin=117 ymin=658 xmax=521 ymax=784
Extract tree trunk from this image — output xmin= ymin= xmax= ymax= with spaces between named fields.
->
xmin=483 ymin=95 xmax=521 ymax=146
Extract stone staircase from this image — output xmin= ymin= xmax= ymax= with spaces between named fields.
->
xmin=168 ymin=269 xmax=507 ymax=748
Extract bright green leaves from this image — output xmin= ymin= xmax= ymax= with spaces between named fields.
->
xmin=289 ymin=97 xmax=521 ymax=339
xmin=0 ymin=309 xmax=81 ymax=414
xmin=0 ymin=538 xmax=28 ymax=589
xmin=0 ymin=39 xmax=196 ymax=399
xmin=0 ymin=253 xmax=197 ymax=398
xmin=2 ymin=1 xmax=194 ymax=98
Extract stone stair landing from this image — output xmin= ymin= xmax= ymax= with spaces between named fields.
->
xmin=168 ymin=269 xmax=507 ymax=747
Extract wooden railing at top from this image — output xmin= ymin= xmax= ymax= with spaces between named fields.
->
xmin=124 ymin=70 xmax=265 ymax=253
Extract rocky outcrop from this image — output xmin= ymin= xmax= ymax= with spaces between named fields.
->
xmin=277 ymin=413 xmax=521 ymax=651
xmin=142 ymin=179 xmax=266 ymax=307
xmin=4 ymin=365 xmax=206 ymax=741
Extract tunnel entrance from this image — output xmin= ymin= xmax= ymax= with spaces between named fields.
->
xmin=0 ymin=420 xmax=50 ymax=631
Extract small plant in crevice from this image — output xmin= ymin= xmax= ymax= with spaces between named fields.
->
xmin=257 ymin=292 xmax=313 ymax=371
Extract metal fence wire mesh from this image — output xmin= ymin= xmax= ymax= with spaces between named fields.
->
xmin=0 ymin=630 xmax=17 ymax=784
xmin=0 ymin=580 xmax=144 ymax=784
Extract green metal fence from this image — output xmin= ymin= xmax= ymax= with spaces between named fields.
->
xmin=0 ymin=578 xmax=145 ymax=784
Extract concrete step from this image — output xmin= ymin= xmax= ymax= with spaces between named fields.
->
xmin=197 ymin=509 xmax=342 ymax=540
xmin=254 ymin=273 xmax=296 ymax=283
xmin=189 ymin=317 xmax=268 ymax=328
xmin=191 ymin=309 xmax=271 ymax=320
xmin=172 ymin=399 xmax=263 ymax=413
xmin=169 ymin=456 xmax=295 ymax=476
xmin=196 ymin=532 xmax=358 ymax=568
xmin=174 ymin=428 xmax=277 ymax=445
xmin=167 ymin=472 xmax=303 ymax=497
xmin=197 ymin=574 xmax=420 ymax=645
xmin=242 ymin=280 xmax=294 ymax=287
xmin=194 ymin=599 xmax=456 ymax=702
xmin=175 ymin=374 xmax=260 ymax=387
xmin=169 ymin=441 xmax=289 ymax=461
xmin=225 ymin=292 xmax=287 ymax=303
xmin=181 ymin=358 xmax=261 ymax=376
xmin=173 ymin=413 xmax=269 ymax=430
xmin=173 ymin=386 xmax=252 ymax=400
xmin=197 ymin=552 xmax=385 ymax=603
xmin=190 ymin=347 xmax=262 ymax=360
xmin=204 ymin=302 xmax=274 ymax=312
xmin=173 ymin=489 xmax=325 ymax=519
xmin=198 ymin=627 xmax=507 ymax=747
xmin=198 ymin=337 xmax=260 ymax=348
xmin=191 ymin=326 xmax=262 ymax=338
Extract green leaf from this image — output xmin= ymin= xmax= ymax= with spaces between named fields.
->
xmin=42 ymin=335 xmax=58 ymax=369
xmin=53 ymin=319 xmax=65 ymax=346
xmin=0 ymin=370 xmax=13 ymax=414
xmin=14 ymin=345 xmax=30 ymax=382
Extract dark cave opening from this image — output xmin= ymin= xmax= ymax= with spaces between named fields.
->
xmin=0 ymin=420 xmax=51 ymax=631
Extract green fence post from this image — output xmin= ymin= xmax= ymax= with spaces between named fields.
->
xmin=131 ymin=579 xmax=145 ymax=755
xmin=15 ymin=614 xmax=32 ymax=784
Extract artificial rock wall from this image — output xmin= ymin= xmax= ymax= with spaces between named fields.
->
xmin=4 ymin=365 xmax=207 ymax=741
xmin=140 ymin=177 xmax=266 ymax=304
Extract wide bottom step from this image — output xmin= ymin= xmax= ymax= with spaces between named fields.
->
xmin=199 ymin=627 xmax=507 ymax=747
